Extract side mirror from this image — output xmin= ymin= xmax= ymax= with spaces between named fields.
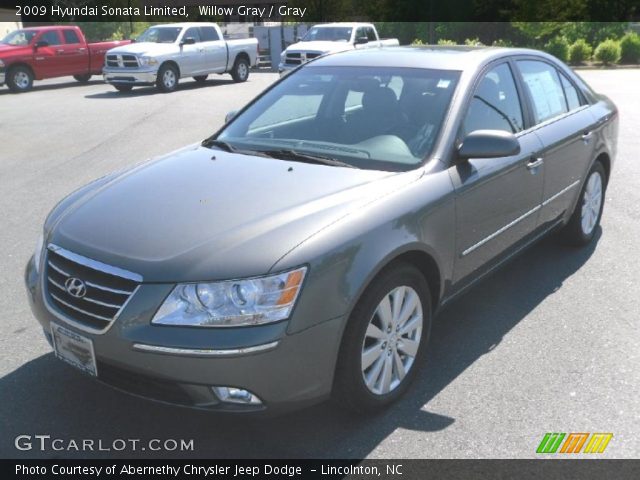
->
xmin=181 ymin=37 xmax=196 ymax=46
xmin=225 ymin=110 xmax=238 ymax=123
xmin=354 ymin=36 xmax=369 ymax=45
xmin=130 ymin=36 xmax=137 ymax=43
xmin=34 ymin=40 xmax=49 ymax=49
xmin=296 ymin=36 xmax=303 ymax=42
xmin=457 ymin=130 xmax=520 ymax=159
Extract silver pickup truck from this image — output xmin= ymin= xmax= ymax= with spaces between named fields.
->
xmin=103 ymin=22 xmax=258 ymax=93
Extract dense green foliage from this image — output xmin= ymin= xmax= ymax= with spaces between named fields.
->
xmin=568 ymin=39 xmax=593 ymax=64
xmin=544 ymin=36 xmax=570 ymax=62
xmin=594 ymin=38 xmax=622 ymax=64
xmin=619 ymin=32 xmax=640 ymax=63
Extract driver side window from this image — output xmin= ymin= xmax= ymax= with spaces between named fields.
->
xmin=462 ymin=63 xmax=524 ymax=137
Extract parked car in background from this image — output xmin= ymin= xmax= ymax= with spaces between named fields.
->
xmin=278 ymin=23 xmax=399 ymax=75
xmin=103 ymin=23 xmax=259 ymax=93
xmin=25 ymin=46 xmax=617 ymax=414
xmin=0 ymin=25 xmax=129 ymax=93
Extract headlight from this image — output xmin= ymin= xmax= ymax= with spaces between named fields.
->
xmin=280 ymin=51 xmax=286 ymax=63
xmin=33 ymin=232 xmax=44 ymax=272
xmin=152 ymin=267 xmax=307 ymax=327
xmin=138 ymin=56 xmax=158 ymax=67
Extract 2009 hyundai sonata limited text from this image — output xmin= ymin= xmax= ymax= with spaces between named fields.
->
xmin=25 ymin=46 xmax=617 ymax=414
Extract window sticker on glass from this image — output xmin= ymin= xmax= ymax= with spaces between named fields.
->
xmin=437 ymin=79 xmax=451 ymax=89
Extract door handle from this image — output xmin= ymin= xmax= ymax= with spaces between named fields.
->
xmin=56 ymin=49 xmax=65 ymax=54
xmin=526 ymin=157 xmax=544 ymax=170
xmin=582 ymin=131 xmax=593 ymax=142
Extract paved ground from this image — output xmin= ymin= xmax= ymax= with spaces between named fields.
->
xmin=0 ymin=70 xmax=638 ymax=459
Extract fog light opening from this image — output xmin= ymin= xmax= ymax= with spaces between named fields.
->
xmin=212 ymin=386 xmax=262 ymax=405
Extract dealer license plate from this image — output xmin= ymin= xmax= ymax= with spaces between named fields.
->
xmin=51 ymin=322 xmax=98 ymax=377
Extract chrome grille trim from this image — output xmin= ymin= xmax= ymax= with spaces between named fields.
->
xmin=105 ymin=54 xmax=139 ymax=68
xmin=43 ymin=244 xmax=142 ymax=334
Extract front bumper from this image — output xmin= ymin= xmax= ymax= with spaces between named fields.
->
xmin=0 ymin=65 xmax=6 ymax=86
xmin=25 ymin=255 xmax=343 ymax=414
xmin=103 ymin=68 xmax=157 ymax=86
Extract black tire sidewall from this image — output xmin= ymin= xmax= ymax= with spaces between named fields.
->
xmin=156 ymin=64 xmax=178 ymax=92
xmin=562 ymin=161 xmax=607 ymax=246
xmin=8 ymin=66 xmax=33 ymax=92
xmin=232 ymin=58 xmax=249 ymax=82
xmin=334 ymin=263 xmax=432 ymax=412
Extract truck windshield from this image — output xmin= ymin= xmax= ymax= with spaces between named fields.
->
xmin=214 ymin=66 xmax=461 ymax=172
xmin=136 ymin=27 xmax=182 ymax=44
xmin=1 ymin=30 xmax=37 ymax=46
xmin=302 ymin=27 xmax=353 ymax=42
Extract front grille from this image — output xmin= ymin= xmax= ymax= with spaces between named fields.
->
xmin=45 ymin=246 xmax=140 ymax=332
xmin=285 ymin=51 xmax=322 ymax=66
xmin=105 ymin=54 xmax=139 ymax=68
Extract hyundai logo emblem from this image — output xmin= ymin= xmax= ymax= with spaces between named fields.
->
xmin=64 ymin=277 xmax=87 ymax=298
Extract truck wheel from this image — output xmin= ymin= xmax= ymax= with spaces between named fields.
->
xmin=333 ymin=263 xmax=432 ymax=413
xmin=157 ymin=63 xmax=179 ymax=93
xmin=193 ymin=75 xmax=208 ymax=83
xmin=231 ymin=57 xmax=250 ymax=83
xmin=73 ymin=74 xmax=92 ymax=83
xmin=7 ymin=65 xmax=34 ymax=93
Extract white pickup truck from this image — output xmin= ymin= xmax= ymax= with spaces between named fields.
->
xmin=278 ymin=23 xmax=399 ymax=75
xmin=103 ymin=23 xmax=258 ymax=93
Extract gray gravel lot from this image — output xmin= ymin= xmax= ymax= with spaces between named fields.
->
xmin=0 ymin=70 xmax=638 ymax=459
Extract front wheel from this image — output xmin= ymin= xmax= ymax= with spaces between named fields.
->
xmin=230 ymin=57 xmax=250 ymax=83
xmin=73 ymin=74 xmax=92 ymax=83
xmin=7 ymin=65 xmax=34 ymax=93
xmin=156 ymin=63 xmax=179 ymax=93
xmin=333 ymin=263 xmax=432 ymax=413
xmin=560 ymin=161 xmax=607 ymax=246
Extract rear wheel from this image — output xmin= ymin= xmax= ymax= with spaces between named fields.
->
xmin=73 ymin=74 xmax=92 ymax=83
xmin=114 ymin=85 xmax=133 ymax=92
xmin=156 ymin=63 xmax=179 ymax=93
xmin=560 ymin=161 xmax=607 ymax=246
xmin=193 ymin=75 xmax=208 ymax=83
xmin=7 ymin=65 xmax=33 ymax=93
xmin=333 ymin=263 xmax=432 ymax=413
xmin=230 ymin=57 xmax=250 ymax=83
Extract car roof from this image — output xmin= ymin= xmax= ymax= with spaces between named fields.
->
xmin=150 ymin=23 xmax=217 ymax=28
xmin=21 ymin=26 xmax=77 ymax=31
xmin=310 ymin=45 xmax=551 ymax=72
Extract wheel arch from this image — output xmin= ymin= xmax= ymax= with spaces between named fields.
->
xmin=160 ymin=60 xmax=180 ymax=78
xmin=8 ymin=62 xmax=35 ymax=79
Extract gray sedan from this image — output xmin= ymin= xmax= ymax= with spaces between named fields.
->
xmin=25 ymin=46 xmax=618 ymax=414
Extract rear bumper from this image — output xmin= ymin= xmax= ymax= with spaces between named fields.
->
xmin=25 ymin=254 xmax=343 ymax=415
xmin=103 ymin=68 xmax=157 ymax=86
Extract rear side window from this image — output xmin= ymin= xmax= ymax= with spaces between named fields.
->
xmin=40 ymin=31 xmax=61 ymax=46
xmin=463 ymin=62 xmax=524 ymax=135
xmin=63 ymin=29 xmax=80 ymax=44
xmin=559 ymin=72 xmax=582 ymax=111
xmin=200 ymin=27 xmax=219 ymax=42
xmin=517 ymin=60 xmax=568 ymax=124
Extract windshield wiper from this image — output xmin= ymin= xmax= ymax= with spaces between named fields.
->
xmin=262 ymin=149 xmax=357 ymax=168
xmin=202 ymin=138 xmax=236 ymax=151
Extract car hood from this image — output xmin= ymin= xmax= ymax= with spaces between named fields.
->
xmin=286 ymin=41 xmax=352 ymax=54
xmin=0 ymin=43 xmax=31 ymax=57
xmin=106 ymin=42 xmax=177 ymax=56
xmin=50 ymin=145 xmax=420 ymax=283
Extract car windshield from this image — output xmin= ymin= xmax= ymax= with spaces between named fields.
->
xmin=215 ymin=66 xmax=460 ymax=171
xmin=136 ymin=27 xmax=182 ymax=44
xmin=1 ymin=30 xmax=37 ymax=46
xmin=302 ymin=27 xmax=353 ymax=42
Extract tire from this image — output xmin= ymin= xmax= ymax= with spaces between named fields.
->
xmin=156 ymin=63 xmax=179 ymax=93
xmin=7 ymin=65 xmax=34 ymax=93
xmin=230 ymin=57 xmax=250 ymax=83
xmin=193 ymin=75 xmax=208 ymax=83
xmin=560 ymin=161 xmax=607 ymax=246
xmin=333 ymin=263 xmax=432 ymax=413
xmin=114 ymin=85 xmax=133 ymax=92
xmin=73 ymin=74 xmax=92 ymax=83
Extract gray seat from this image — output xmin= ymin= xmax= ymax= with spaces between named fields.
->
xmin=347 ymin=86 xmax=400 ymax=143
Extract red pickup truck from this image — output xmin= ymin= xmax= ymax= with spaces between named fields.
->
xmin=0 ymin=25 xmax=130 ymax=93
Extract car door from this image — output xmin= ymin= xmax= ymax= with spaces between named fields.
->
xmin=178 ymin=27 xmax=204 ymax=76
xmin=515 ymin=59 xmax=597 ymax=228
xmin=32 ymin=30 xmax=63 ymax=78
xmin=56 ymin=29 xmax=87 ymax=76
xmin=199 ymin=26 xmax=227 ymax=74
xmin=451 ymin=61 xmax=545 ymax=284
